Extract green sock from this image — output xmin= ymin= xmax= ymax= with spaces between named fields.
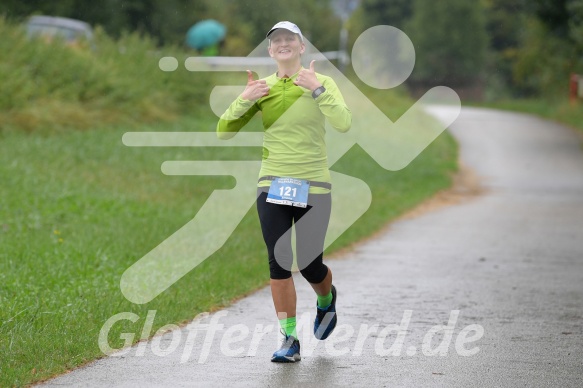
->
xmin=279 ymin=317 xmax=297 ymax=338
xmin=317 ymin=290 xmax=333 ymax=309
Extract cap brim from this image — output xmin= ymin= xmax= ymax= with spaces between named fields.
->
xmin=266 ymin=28 xmax=278 ymax=38
xmin=266 ymin=27 xmax=302 ymax=40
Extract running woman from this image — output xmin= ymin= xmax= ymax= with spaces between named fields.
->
xmin=217 ymin=21 xmax=351 ymax=362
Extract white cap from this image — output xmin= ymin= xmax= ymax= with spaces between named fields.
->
xmin=266 ymin=21 xmax=304 ymax=42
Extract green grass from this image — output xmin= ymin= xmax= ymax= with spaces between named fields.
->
xmin=0 ymin=88 xmax=458 ymax=386
xmin=0 ymin=17 xmax=211 ymax=132
xmin=468 ymin=98 xmax=583 ymax=134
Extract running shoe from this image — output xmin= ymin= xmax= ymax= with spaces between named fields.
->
xmin=271 ymin=332 xmax=301 ymax=363
xmin=313 ymin=284 xmax=337 ymax=340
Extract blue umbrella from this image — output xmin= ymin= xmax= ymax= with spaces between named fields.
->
xmin=186 ymin=19 xmax=226 ymax=50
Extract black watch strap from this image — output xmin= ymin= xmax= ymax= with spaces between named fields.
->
xmin=312 ymin=86 xmax=326 ymax=99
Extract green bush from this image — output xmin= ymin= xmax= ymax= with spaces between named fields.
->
xmin=0 ymin=17 xmax=210 ymax=132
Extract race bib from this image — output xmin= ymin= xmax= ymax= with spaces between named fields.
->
xmin=266 ymin=177 xmax=310 ymax=208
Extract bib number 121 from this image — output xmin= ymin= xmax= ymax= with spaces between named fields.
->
xmin=279 ymin=186 xmax=297 ymax=198
xmin=266 ymin=177 xmax=310 ymax=207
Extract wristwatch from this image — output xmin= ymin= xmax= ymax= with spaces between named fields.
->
xmin=312 ymin=86 xmax=326 ymax=99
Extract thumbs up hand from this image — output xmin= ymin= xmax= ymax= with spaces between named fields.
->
xmin=294 ymin=60 xmax=322 ymax=91
xmin=241 ymin=70 xmax=270 ymax=101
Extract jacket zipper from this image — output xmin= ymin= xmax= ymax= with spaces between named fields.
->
xmin=283 ymin=78 xmax=287 ymax=110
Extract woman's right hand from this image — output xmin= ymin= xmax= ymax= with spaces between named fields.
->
xmin=240 ymin=70 xmax=270 ymax=101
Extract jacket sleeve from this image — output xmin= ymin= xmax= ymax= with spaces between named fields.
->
xmin=216 ymin=96 xmax=260 ymax=140
xmin=315 ymin=77 xmax=352 ymax=133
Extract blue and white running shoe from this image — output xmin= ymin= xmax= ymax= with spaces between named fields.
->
xmin=271 ymin=333 xmax=301 ymax=363
xmin=314 ymin=285 xmax=337 ymax=340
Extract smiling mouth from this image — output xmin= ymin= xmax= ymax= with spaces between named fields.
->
xmin=279 ymin=50 xmax=291 ymax=53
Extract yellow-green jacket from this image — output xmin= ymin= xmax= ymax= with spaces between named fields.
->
xmin=217 ymin=68 xmax=351 ymax=193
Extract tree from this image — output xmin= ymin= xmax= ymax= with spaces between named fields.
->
xmin=0 ymin=0 xmax=341 ymax=53
xmin=347 ymin=0 xmax=412 ymax=50
xmin=510 ymin=0 xmax=583 ymax=96
xmin=360 ymin=0 xmax=412 ymax=30
xmin=530 ymin=0 xmax=583 ymax=63
xmin=481 ymin=0 xmax=528 ymax=97
xmin=223 ymin=0 xmax=341 ymax=52
xmin=566 ymin=0 xmax=583 ymax=69
xmin=406 ymin=0 xmax=488 ymax=87
xmin=532 ymin=0 xmax=571 ymax=38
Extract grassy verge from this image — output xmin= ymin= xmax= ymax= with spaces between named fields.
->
xmin=0 ymin=86 xmax=457 ymax=385
xmin=468 ymin=98 xmax=583 ymax=134
xmin=0 ymin=17 xmax=210 ymax=132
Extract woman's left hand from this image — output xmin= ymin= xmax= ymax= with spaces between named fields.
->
xmin=294 ymin=60 xmax=322 ymax=91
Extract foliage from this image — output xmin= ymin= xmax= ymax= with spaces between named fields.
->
xmin=350 ymin=0 xmax=582 ymax=99
xmin=480 ymin=0 xmax=527 ymax=98
xmin=568 ymin=0 xmax=583 ymax=54
xmin=0 ymin=0 xmax=342 ymax=54
xmin=359 ymin=0 xmax=412 ymax=30
xmin=0 ymin=17 xmax=209 ymax=132
xmin=532 ymin=0 xmax=573 ymax=38
xmin=0 ymin=0 xmax=211 ymax=45
xmin=510 ymin=0 xmax=583 ymax=96
xmin=2 ymin=0 xmax=583 ymax=100
xmin=346 ymin=0 xmax=412 ymax=54
xmin=504 ymin=0 xmax=583 ymax=96
xmin=512 ymin=18 xmax=578 ymax=96
xmin=406 ymin=0 xmax=488 ymax=86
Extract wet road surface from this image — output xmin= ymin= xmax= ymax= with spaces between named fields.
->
xmin=43 ymin=107 xmax=583 ymax=387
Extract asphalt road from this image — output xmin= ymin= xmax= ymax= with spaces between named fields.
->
xmin=42 ymin=107 xmax=583 ymax=387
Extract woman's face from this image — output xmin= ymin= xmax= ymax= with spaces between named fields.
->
xmin=268 ymin=30 xmax=305 ymax=63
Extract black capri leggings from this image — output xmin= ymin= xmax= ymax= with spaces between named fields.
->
xmin=256 ymin=189 xmax=331 ymax=284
